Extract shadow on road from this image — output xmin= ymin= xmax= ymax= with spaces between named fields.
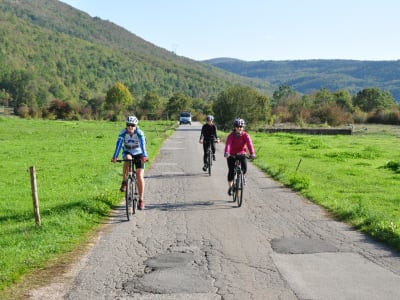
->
xmin=145 ymin=200 xmax=238 ymax=212
xmin=145 ymin=172 xmax=205 ymax=179
xmin=102 ymin=199 xmax=237 ymax=224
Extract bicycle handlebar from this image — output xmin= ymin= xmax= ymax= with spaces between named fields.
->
xmin=232 ymin=154 xmax=255 ymax=160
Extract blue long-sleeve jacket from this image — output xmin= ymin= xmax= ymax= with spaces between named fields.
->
xmin=112 ymin=128 xmax=148 ymax=159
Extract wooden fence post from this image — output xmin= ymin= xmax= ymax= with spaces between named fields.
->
xmin=30 ymin=166 xmax=41 ymax=226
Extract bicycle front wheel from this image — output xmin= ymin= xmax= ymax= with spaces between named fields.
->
xmin=232 ymin=174 xmax=237 ymax=203
xmin=125 ymin=178 xmax=134 ymax=220
xmin=235 ymin=172 xmax=244 ymax=207
xmin=132 ymin=179 xmax=138 ymax=214
xmin=207 ymin=149 xmax=212 ymax=176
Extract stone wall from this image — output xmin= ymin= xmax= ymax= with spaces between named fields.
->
xmin=260 ymin=128 xmax=353 ymax=135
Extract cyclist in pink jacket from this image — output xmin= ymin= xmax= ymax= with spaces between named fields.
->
xmin=224 ymin=118 xmax=256 ymax=196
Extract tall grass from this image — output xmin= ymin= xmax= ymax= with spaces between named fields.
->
xmin=251 ymin=125 xmax=400 ymax=250
xmin=0 ymin=117 xmax=175 ymax=292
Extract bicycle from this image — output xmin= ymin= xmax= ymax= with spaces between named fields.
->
xmin=117 ymin=158 xmax=140 ymax=220
xmin=231 ymin=154 xmax=248 ymax=207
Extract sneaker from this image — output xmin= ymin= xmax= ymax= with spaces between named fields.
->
xmin=202 ymin=165 xmax=207 ymax=172
xmin=120 ymin=181 xmax=126 ymax=192
xmin=213 ymin=155 xmax=216 ymax=161
xmin=138 ymin=200 xmax=144 ymax=210
xmin=228 ymin=187 xmax=232 ymax=196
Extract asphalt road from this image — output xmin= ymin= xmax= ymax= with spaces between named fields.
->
xmin=29 ymin=122 xmax=400 ymax=299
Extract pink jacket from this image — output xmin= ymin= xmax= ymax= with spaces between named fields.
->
xmin=224 ymin=131 xmax=255 ymax=156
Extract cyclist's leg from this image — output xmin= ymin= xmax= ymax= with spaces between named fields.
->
xmin=136 ymin=168 xmax=144 ymax=198
xmin=120 ymin=152 xmax=131 ymax=192
xmin=227 ymin=156 xmax=235 ymax=195
xmin=134 ymin=157 xmax=145 ymax=209
xmin=202 ymin=142 xmax=208 ymax=171
xmin=240 ymin=156 xmax=248 ymax=174
xmin=241 ymin=156 xmax=248 ymax=185
xmin=123 ymin=152 xmax=132 ymax=181
xmin=203 ymin=142 xmax=208 ymax=164
xmin=211 ymin=141 xmax=216 ymax=160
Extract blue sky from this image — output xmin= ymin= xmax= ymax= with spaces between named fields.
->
xmin=60 ymin=0 xmax=400 ymax=61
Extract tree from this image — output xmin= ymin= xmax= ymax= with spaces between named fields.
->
xmin=313 ymin=88 xmax=335 ymax=108
xmin=271 ymin=85 xmax=295 ymax=107
xmin=353 ymin=88 xmax=395 ymax=112
xmin=166 ymin=92 xmax=192 ymax=120
xmin=213 ymin=85 xmax=270 ymax=130
xmin=140 ymin=92 xmax=163 ymax=120
xmin=105 ymin=82 xmax=134 ymax=114
xmin=334 ymin=89 xmax=353 ymax=112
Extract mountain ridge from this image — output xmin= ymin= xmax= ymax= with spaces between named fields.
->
xmin=0 ymin=0 xmax=273 ymax=111
xmin=203 ymin=58 xmax=400 ymax=101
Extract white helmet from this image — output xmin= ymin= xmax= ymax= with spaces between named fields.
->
xmin=126 ymin=115 xmax=139 ymax=125
xmin=233 ymin=118 xmax=245 ymax=127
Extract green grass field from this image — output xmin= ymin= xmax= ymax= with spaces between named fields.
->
xmin=251 ymin=125 xmax=400 ymax=250
xmin=0 ymin=117 xmax=176 ymax=294
xmin=1 ymin=119 xmax=400 ymax=296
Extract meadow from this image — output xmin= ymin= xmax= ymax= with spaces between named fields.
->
xmin=0 ymin=117 xmax=176 ymax=294
xmin=1 ymin=119 xmax=400 ymax=296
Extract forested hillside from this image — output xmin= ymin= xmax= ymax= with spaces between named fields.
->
xmin=205 ymin=58 xmax=400 ymax=101
xmin=0 ymin=0 xmax=273 ymax=116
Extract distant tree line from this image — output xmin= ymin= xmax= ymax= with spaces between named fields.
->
xmin=3 ymin=78 xmax=400 ymax=130
xmin=269 ymin=85 xmax=399 ymax=127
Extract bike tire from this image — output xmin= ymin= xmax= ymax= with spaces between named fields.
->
xmin=132 ymin=179 xmax=138 ymax=214
xmin=236 ymin=172 xmax=244 ymax=207
xmin=125 ymin=178 xmax=134 ymax=220
xmin=208 ymin=149 xmax=212 ymax=176
xmin=232 ymin=174 xmax=237 ymax=203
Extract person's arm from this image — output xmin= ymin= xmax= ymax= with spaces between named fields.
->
xmin=199 ymin=125 xmax=204 ymax=142
xmin=213 ymin=125 xmax=218 ymax=140
xmin=245 ymin=133 xmax=256 ymax=157
xmin=137 ymin=129 xmax=148 ymax=157
xmin=224 ymin=134 xmax=232 ymax=157
xmin=112 ymin=130 xmax=124 ymax=161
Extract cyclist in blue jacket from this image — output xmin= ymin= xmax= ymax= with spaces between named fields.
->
xmin=112 ymin=115 xmax=148 ymax=210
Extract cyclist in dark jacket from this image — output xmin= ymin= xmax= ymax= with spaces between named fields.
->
xmin=199 ymin=115 xmax=220 ymax=171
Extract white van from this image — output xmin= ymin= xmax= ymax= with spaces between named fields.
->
xmin=179 ymin=112 xmax=192 ymax=125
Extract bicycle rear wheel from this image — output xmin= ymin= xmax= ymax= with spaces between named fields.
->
xmin=235 ymin=172 xmax=244 ymax=207
xmin=125 ymin=178 xmax=134 ymax=220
